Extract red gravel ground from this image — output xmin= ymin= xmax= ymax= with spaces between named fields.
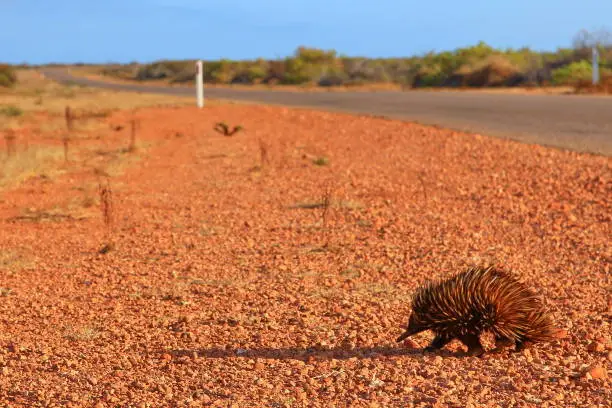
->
xmin=0 ymin=102 xmax=610 ymax=407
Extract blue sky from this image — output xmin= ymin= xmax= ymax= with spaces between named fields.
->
xmin=2 ymin=0 xmax=611 ymax=64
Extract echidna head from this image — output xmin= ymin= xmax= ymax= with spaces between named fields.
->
xmin=396 ymin=285 xmax=434 ymax=343
xmin=396 ymin=311 xmax=428 ymax=342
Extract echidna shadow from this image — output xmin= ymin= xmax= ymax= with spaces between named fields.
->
xmin=396 ymin=265 xmax=559 ymax=357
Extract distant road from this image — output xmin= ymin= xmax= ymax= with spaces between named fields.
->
xmin=42 ymin=68 xmax=611 ymax=156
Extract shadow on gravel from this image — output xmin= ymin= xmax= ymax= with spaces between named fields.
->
xmin=166 ymin=346 xmax=466 ymax=361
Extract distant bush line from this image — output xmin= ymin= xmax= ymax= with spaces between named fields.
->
xmin=93 ymin=42 xmax=612 ymax=89
xmin=0 ymin=64 xmax=18 ymax=87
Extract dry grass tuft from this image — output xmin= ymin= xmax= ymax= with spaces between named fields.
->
xmin=214 ymin=122 xmax=244 ymax=136
xmin=62 ymin=325 xmax=102 ymax=342
xmin=3 ymin=129 xmax=17 ymax=157
xmin=258 ymin=138 xmax=270 ymax=167
xmin=98 ymin=176 xmax=114 ymax=229
xmin=313 ymin=156 xmax=330 ymax=166
xmin=0 ymin=250 xmax=35 ymax=273
xmin=64 ymin=105 xmax=74 ymax=131
xmin=62 ymin=135 xmax=70 ymax=162
xmin=0 ymin=105 xmax=23 ymax=117
xmin=97 ymin=175 xmax=115 ymax=253
xmin=0 ymin=146 xmax=65 ymax=188
xmin=0 ymin=70 xmax=192 ymax=120
xmin=321 ymin=183 xmax=334 ymax=228
xmin=128 ymin=118 xmax=140 ymax=152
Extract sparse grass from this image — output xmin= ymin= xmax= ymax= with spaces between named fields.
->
xmin=128 ymin=118 xmax=140 ymax=152
xmin=0 ymin=69 xmax=190 ymax=191
xmin=0 ymin=105 xmax=23 ymax=117
xmin=258 ymin=138 xmax=270 ymax=167
xmin=0 ymin=250 xmax=35 ymax=273
xmin=81 ymin=193 xmax=98 ymax=208
xmin=0 ymin=146 xmax=65 ymax=189
xmin=9 ymin=194 xmax=99 ymax=223
xmin=62 ymin=325 xmax=102 ymax=342
xmin=200 ymin=222 xmax=223 ymax=236
xmin=0 ymin=70 xmax=192 ymax=121
xmin=289 ymin=198 xmax=363 ymax=211
xmin=105 ymin=147 xmax=146 ymax=175
xmin=65 ymin=105 xmax=74 ymax=131
xmin=62 ymin=135 xmax=70 ymax=162
xmin=312 ymin=156 xmax=329 ymax=166
xmin=289 ymin=201 xmax=329 ymax=210
xmin=8 ymin=206 xmax=92 ymax=223
xmin=3 ymin=129 xmax=17 ymax=157
xmin=98 ymin=176 xmax=115 ymax=253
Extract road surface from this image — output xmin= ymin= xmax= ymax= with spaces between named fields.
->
xmin=42 ymin=69 xmax=611 ymax=156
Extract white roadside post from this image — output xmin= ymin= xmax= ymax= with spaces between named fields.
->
xmin=196 ymin=60 xmax=204 ymax=108
xmin=592 ymin=47 xmax=600 ymax=85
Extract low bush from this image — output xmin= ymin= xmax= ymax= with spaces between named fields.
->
xmin=551 ymin=60 xmax=594 ymax=85
xmin=0 ymin=105 xmax=23 ymax=117
xmin=449 ymin=55 xmax=523 ymax=87
xmin=0 ymin=64 xmax=17 ymax=87
xmin=96 ymin=40 xmax=612 ymax=90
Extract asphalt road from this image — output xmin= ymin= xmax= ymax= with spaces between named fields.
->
xmin=42 ymin=69 xmax=611 ymax=156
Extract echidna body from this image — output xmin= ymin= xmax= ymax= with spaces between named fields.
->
xmin=397 ymin=266 xmax=557 ymax=356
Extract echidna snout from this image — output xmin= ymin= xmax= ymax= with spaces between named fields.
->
xmin=396 ymin=314 xmax=426 ymax=343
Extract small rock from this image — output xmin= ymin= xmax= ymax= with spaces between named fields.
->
xmin=587 ymin=342 xmax=605 ymax=353
xmin=161 ymin=353 xmax=172 ymax=361
xmin=584 ymin=365 xmax=607 ymax=379
xmin=553 ymin=392 xmax=565 ymax=401
xmin=553 ymin=329 xmax=568 ymax=339
xmin=254 ymin=361 xmax=265 ymax=371
xmin=607 ymin=351 xmax=612 ymax=362
xmin=400 ymin=339 xmax=420 ymax=349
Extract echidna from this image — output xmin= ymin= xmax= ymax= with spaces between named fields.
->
xmin=396 ymin=265 xmax=557 ymax=356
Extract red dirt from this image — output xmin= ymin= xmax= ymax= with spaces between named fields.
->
xmin=0 ymin=102 xmax=610 ymax=407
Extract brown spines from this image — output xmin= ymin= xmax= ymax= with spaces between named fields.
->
xmin=397 ymin=265 xmax=557 ymax=356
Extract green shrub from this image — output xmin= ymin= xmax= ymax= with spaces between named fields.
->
xmin=295 ymin=47 xmax=337 ymax=64
xmin=101 ymin=65 xmax=138 ymax=80
xmin=204 ymin=59 xmax=235 ymax=83
xmin=136 ymin=60 xmax=192 ymax=81
xmin=0 ymin=105 xmax=23 ymax=117
xmin=313 ymin=156 xmax=329 ymax=166
xmin=452 ymin=55 xmax=521 ymax=87
xmin=231 ymin=63 xmax=267 ymax=84
xmin=282 ymin=58 xmax=315 ymax=84
xmin=344 ymin=59 xmax=391 ymax=83
xmin=0 ymin=64 xmax=17 ymax=87
xmin=551 ymin=61 xmax=593 ymax=85
xmin=94 ymin=41 xmax=612 ymax=89
xmin=411 ymin=64 xmax=446 ymax=87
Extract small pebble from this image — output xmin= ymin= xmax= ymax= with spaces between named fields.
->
xmin=584 ymin=365 xmax=607 ymax=380
xmin=587 ymin=342 xmax=605 ymax=353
